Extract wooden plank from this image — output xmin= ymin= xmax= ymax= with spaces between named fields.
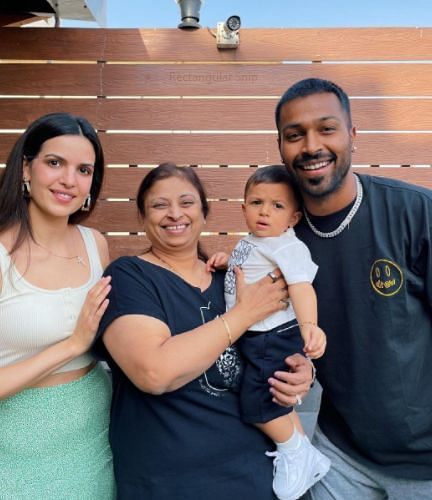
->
xmin=0 ymin=99 xmax=99 ymax=128
xmin=0 ymin=134 xmax=18 ymax=159
xmin=101 ymin=166 xmax=432 ymax=200
xmin=0 ymin=64 xmax=101 ymax=96
xmin=102 ymin=167 xmax=254 ymax=199
xmin=1 ymin=97 xmax=432 ymax=132
xmin=1 ymin=62 xmax=431 ymax=99
xmin=102 ymin=63 xmax=432 ymax=97
xmin=1 ymin=132 xmax=431 ymax=166
xmin=106 ymin=234 xmax=241 ymax=261
xmin=88 ymin=200 xmax=246 ymax=233
xmin=0 ymin=28 xmax=105 ymax=61
xmin=2 ymin=28 xmax=431 ymax=62
xmin=107 ymin=234 xmax=150 ymax=259
xmin=98 ymin=133 xmax=432 ymax=166
xmin=96 ymin=98 xmax=432 ymax=131
xmin=101 ymin=28 xmax=432 ymax=62
xmin=97 ymin=133 xmax=283 ymax=165
xmin=87 ymin=201 xmax=140 ymax=232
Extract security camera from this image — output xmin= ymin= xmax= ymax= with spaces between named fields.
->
xmin=176 ymin=0 xmax=202 ymax=29
xmin=225 ymin=15 xmax=241 ymax=32
xmin=217 ymin=15 xmax=241 ymax=49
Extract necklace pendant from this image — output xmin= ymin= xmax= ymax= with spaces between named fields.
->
xmin=76 ymin=256 xmax=85 ymax=265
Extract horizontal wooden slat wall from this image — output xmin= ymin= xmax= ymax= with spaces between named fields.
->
xmin=1 ymin=27 xmax=431 ymax=259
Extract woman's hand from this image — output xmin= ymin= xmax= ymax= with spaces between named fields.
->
xmin=234 ymin=267 xmax=288 ymax=327
xmin=268 ymin=353 xmax=314 ymax=407
xmin=0 ymin=275 xmax=112 ymax=399
xmin=69 ymin=276 xmax=111 ymax=355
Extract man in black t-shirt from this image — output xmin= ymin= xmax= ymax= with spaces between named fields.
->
xmin=275 ymin=78 xmax=432 ymax=499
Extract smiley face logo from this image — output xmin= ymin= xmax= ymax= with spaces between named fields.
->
xmin=370 ymin=259 xmax=403 ymax=297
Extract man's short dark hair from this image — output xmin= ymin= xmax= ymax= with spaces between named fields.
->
xmin=275 ymin=78 xmax=352 ymax=134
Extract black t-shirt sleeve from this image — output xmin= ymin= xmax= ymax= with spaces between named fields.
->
xmin=92 ymin=256 xmax=167 ymax=361
xmin=398 ymin=187 xmax=432 ymax=313
xmin=422 ymin=244 xmax=432 ymax=313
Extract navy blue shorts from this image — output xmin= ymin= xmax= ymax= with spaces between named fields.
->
xmin=238 ymin=319 xmax=305 ymax=424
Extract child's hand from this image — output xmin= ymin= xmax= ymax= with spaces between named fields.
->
xmin=301 ymin=324 xmax=327 ymax=359
xmin=206 ymin=252 xmax=230 ymax=272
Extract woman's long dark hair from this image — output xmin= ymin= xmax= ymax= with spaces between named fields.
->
xmin=0 ymin=112 xmax=105 ymax=255
xmin=136 ymin=162 xmax=209 ymax=260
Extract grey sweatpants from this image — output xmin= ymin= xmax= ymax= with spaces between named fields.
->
xmin=304 ymin=426 xmax=432 ymax=500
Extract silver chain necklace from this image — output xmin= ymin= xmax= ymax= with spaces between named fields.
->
xmin=33 ymin=229 xmax=85 ymax=265
xmin=303 ymin=174 xmax=363 ymax=238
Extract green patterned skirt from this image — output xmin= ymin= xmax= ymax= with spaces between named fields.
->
xmin=0 ymin=363 xmax=115 ymax=500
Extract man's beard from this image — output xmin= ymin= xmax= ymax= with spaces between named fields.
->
xmin=285 ymin=153 xmax=351 ymax=199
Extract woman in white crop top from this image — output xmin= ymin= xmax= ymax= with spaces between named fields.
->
xmin=0 ymin=113 xmax=115 ymax=498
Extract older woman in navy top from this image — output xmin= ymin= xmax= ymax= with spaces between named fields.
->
xmin=94 ymin=162 xmax=313 ymax=499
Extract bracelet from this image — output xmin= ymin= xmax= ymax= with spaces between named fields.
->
xmin=306 ymin=356 xmax=317 ymax=386
xmin=298 ymin=321 xmax=317 ymax=327
xmin=220 ymin=315 xmax=232 ymax=348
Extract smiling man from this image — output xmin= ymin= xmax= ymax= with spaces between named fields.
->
xmin=275 ymin=78 xmax=432 ymax=499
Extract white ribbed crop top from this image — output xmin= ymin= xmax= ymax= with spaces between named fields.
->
xmin=0 ymin=225 xmax=103 ymax=372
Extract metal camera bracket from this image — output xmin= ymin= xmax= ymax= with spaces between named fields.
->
xmin=216 ymin=16 xmax=241 ymax=49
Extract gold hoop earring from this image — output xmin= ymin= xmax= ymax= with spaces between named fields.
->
xmin=81 ymin=194 xmax=91 ymax=211
xmin=22 ymin=179 xmax=31 ymax=197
